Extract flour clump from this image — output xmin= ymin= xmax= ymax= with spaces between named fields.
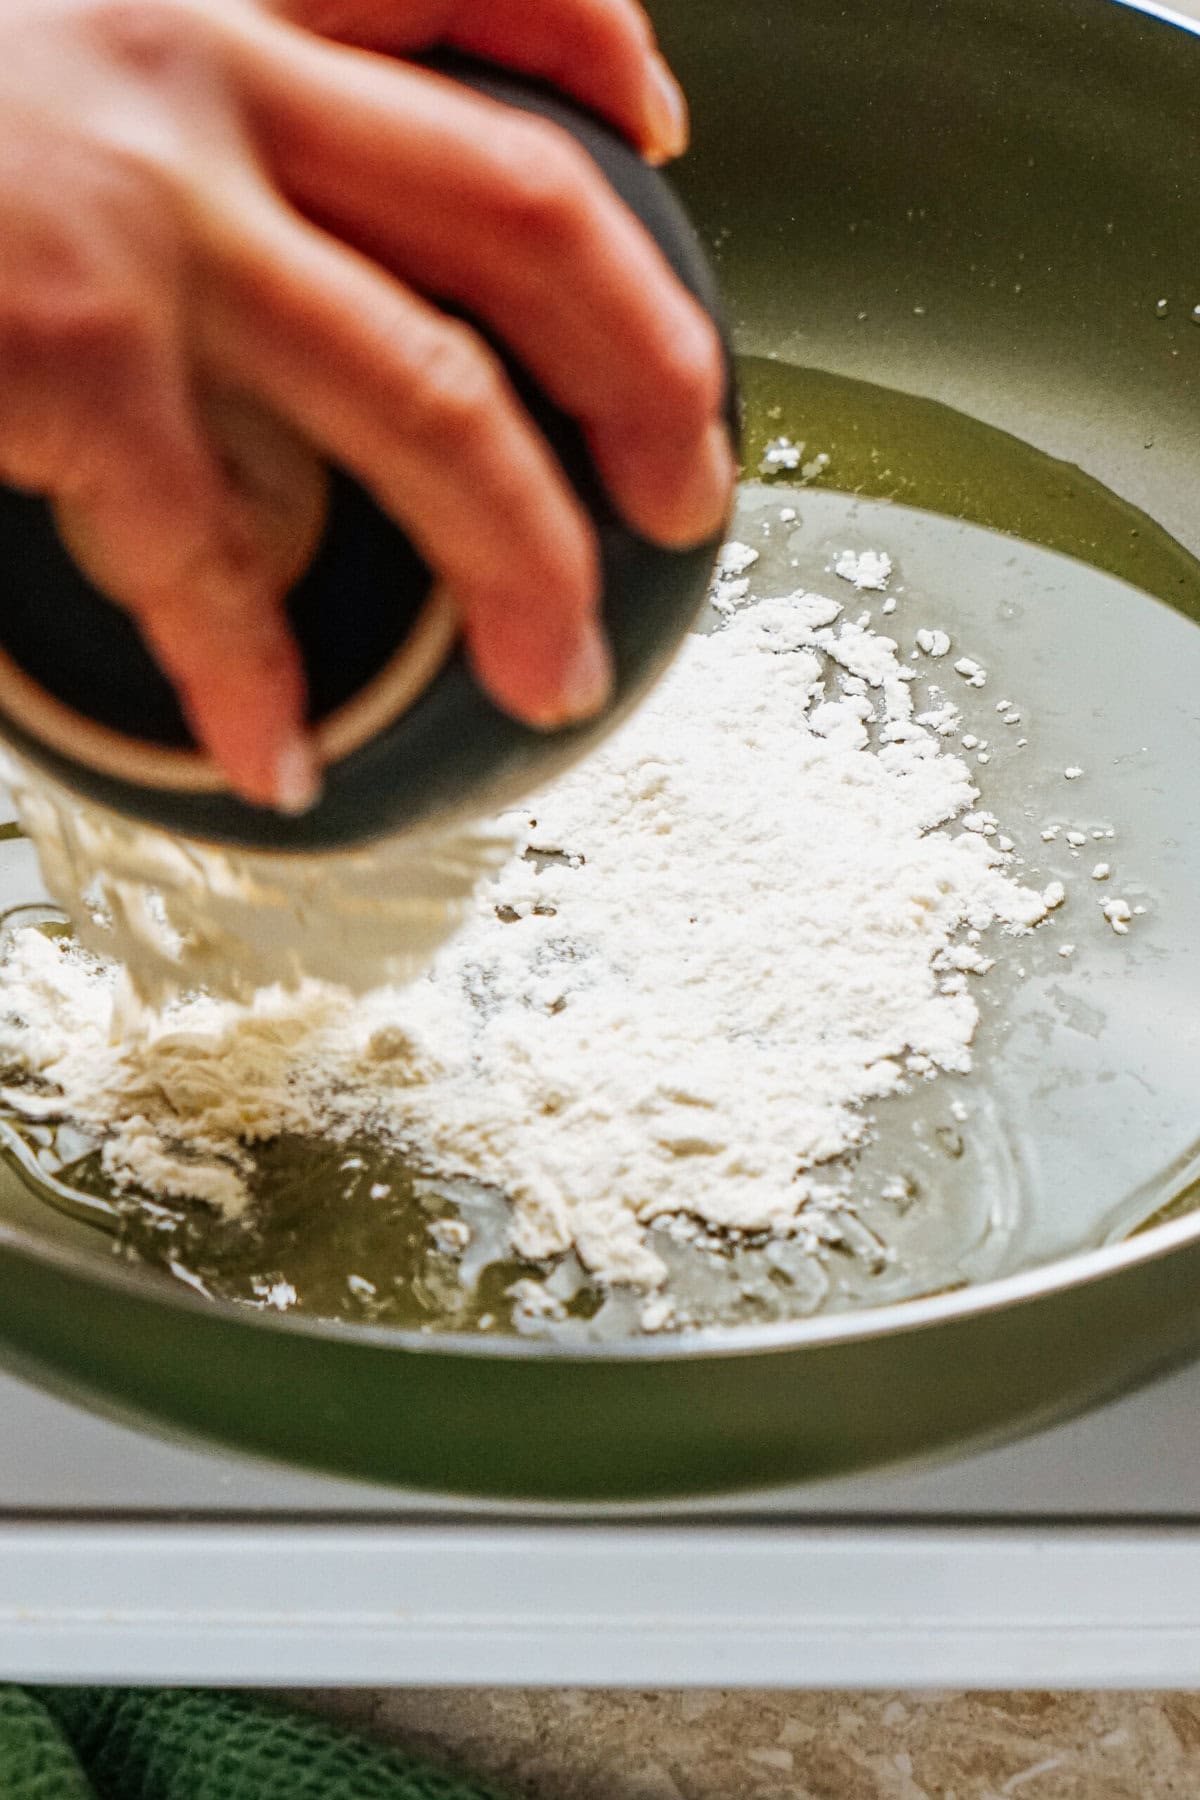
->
xmin=0 ymin=561 xmax=1061 ymax=1298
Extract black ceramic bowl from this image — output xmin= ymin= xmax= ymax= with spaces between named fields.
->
xmin=0 ymin=56 xmax=736 ymax=852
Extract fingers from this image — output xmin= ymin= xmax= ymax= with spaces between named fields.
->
xmin=231 ymin=32 xmax=733 ymax=549
xmin=204 ymin=200 xmax=612 ymax=728
xmin=134 ymin=580 xmax=315 ymax=812
xmin=269 ymin=0 xmax=688 ymax=163
xmin=0 ymin=293 xmax=315 ymax=809
xmin=112 ymin=390 xmax=325 ymax=812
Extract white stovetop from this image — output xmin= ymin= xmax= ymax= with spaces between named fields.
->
xmin=3 ymin=0 xmax=1200 ymax=1698
xmin=3 ymin=1356 xmax=1200 ymax=1687
xmin=6 ymin=1353 xmax=1200 ymax=1518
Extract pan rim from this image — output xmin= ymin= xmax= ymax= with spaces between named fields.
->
xmin=1 ymin=1148 xmax=1198 ymax=1365
xmin=1113 ymin=0 xmax=1200 ymax=40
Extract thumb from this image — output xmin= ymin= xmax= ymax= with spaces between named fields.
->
xmin=55 ymin=387 xmax=329 ymax=812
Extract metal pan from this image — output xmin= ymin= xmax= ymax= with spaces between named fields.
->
xmin=1 ymin=0 xmax=1199 ymax=1502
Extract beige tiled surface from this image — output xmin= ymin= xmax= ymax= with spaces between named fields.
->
xmin=303 ymin=1689 xmax=1200 ymax=1798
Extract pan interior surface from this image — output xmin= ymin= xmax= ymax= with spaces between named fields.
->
xmin=1 ymin=351 xmax=1199 ymax=1344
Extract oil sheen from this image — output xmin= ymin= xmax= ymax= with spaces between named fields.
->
xmin=2 ymin=358 xmax=1200 ymax=1339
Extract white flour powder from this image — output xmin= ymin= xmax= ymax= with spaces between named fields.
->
xmin=0 ymin=770 xmax=517 ymax=1005
xmin=0 ymin=559 xmax=1061 ymax=1295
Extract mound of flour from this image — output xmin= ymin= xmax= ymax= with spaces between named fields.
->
xmin=0 ymin=564 xmax=1060 ymax=1293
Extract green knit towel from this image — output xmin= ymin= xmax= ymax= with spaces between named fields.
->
xmin=0 ymin=1688 xmax=513 ymax=1800
xmin=0 ymin=1689 xmax=93 ymax=1800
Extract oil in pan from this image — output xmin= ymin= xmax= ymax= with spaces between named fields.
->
xmin=1 ymin=357 xmax=1199 ymax=1342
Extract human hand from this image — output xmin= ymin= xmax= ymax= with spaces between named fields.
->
xmin=0 ymin=0 xmax=733 ymax=810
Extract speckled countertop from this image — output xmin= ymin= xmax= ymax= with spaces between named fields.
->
xmin=303 ymin=1689 xmax=1200 ymax=1799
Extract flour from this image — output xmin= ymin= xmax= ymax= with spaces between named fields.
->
xmin=0 ymin=933 xmax=345 ymax=1213
xmin=954 ymin=656 xmax=988 ymax=688
xmin=0 ymin=550 xmax=1064 ymax=1300
xmin=834 ymin=548 xmax=893 ymax=591
xmin=1 ymin=765 xmax=517 ymax=1005
xmin=1102 ymin=897 xmax=1133 ymax=934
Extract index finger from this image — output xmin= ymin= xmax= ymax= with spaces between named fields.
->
xmin=269 ymin=0 xmax=689 ymax=163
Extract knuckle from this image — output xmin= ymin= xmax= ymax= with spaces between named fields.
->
xmin=74 ymin=0 xmax=197 ymax=73
xmin=69 ymin=0 xmax=215 ymax=188
xmin=488 ymin=121 xmax=601 ymax=250
xmin=93 ymin=125 xmax=192 ymax=201
xmin=135 ymin=583 xmax=241 ymax=652
xmin=404 ymin=322 xmax=505 ymax=449
xmin=0 ymin=286 xmax=146 ymax=373
xmin=0 ymin=278 xmax=155 ymax=485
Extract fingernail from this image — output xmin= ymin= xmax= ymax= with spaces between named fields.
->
xmin=644 ymin=53 xmax=689 ymax=162
xmin=675 ymin=419 xmax=737 ymax=544
xmin=274 ymin=734 xmax=321 ymax=815
xmin=557 ymin=619 xmax=615 ymax=726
